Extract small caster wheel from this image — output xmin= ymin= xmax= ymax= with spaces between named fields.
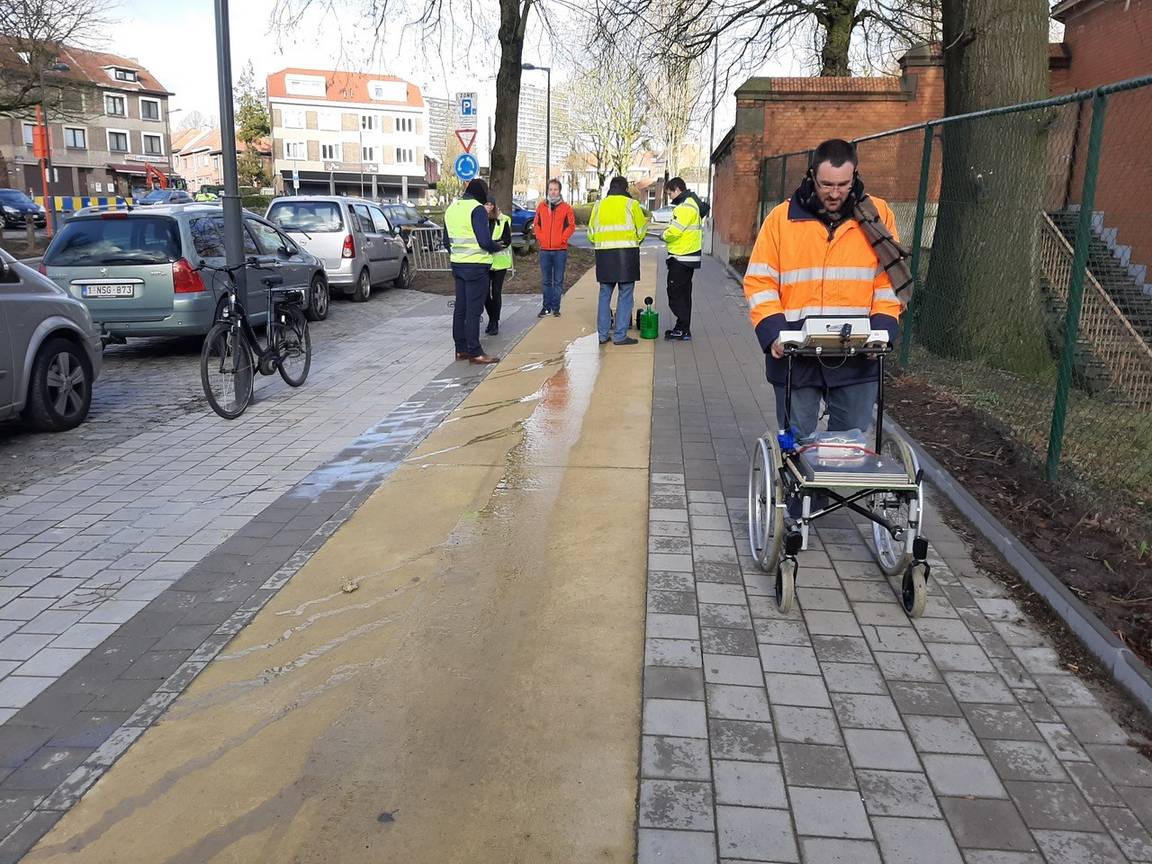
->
xmin=776 ymin=558 xmax=797 ymax=614
xmin=902 ymin=564 xmax=928 ymax=618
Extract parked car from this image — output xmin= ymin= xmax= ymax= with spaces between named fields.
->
xmin=39 ymin=204 xmax=330 ymax=343
xmin=265 ymin=196 xmax=412 ymax=301
xmin=0 ymin=188 xmax=47 ymax=229
xmin=511 ymin=204 xmax=536 ymax=248
xmin=134 ymin=188 xmax=194 ymax=207
xmin=0 ymin=249 xmax=102 ymax=431
xmin=649 ymin=205 xmax=676 ymax=226
xmin=379 ymin=203 xmax=441 ymax=249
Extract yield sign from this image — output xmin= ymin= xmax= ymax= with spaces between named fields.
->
xmin=455 ymin=129 xmax=477 ymax=153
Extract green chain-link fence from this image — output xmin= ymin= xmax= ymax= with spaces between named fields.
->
xmin=759 ymin=75 xmax=1152 ymax=506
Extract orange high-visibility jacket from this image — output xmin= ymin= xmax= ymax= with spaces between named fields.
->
xmin=744 ymin=194 xmax=903 ymax=387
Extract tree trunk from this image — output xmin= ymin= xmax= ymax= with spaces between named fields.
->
xmin=490 ymin=0 xmax=531 ymax=213
xmin=818 ymin=0 xmax=858 ymax=76
xmin=920 ymin=0 xmax=1051 ymax=372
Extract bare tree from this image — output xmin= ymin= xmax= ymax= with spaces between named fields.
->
xmin=644 ymin=48 xmax=708 ymax=177
xmin=0 ymin=0 xmax=115 ymax=117
xmin=566 ymin=48 xmax=649 ymax=191
xmin=270 ymin=0 xmax=539 ymax=212
xmin=595 ymin=0 xmax=939 ymax=78
xmin=177 ymin=110 xmax=218 ymax=131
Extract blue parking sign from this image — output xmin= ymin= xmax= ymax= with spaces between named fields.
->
xmin=454 ymin=153 xmax=479 ymax=181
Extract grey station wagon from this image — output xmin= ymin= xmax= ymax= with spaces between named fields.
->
xmin=40 ymin=204 xmax=330 ymax=342
xmin=0 ymin=249 xmax=103 ymax=431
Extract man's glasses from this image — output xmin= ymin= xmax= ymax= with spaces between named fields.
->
xmin=815 ymin=179 xmax=853 ymax=193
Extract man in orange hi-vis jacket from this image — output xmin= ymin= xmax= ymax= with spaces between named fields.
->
xmin=744 ymin=138 xmax=903 ymax=439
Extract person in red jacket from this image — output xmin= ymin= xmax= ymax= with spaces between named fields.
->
xmin=533 ymin=178 xmax=576 ymax=317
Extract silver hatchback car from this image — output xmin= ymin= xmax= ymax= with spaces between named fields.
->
xmin=265 ymin=196 xmax=412 ymax=301
xmin=0 ymin=249 xmax=103 ymax=431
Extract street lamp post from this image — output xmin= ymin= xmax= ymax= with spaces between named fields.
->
xmin=213 ymin=0 xmax=247 ymax=307
xmin=36 ymin=62 xmax=69 ymax=237
xmin=520 ymin=64 xmax=551 ymax=191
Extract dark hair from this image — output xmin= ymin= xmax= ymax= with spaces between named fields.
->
xmin=465 ymin=178 xmax=489 ymax=200
xmin=548 ymin=178 xmax=562 ymax=191
xmin=607 ymin=176 xmax=629 ymax=196
xmin=810 ymin=139 xmax=858 ymax=172
xmin=666 ymin=177 xmax=687 ymax=194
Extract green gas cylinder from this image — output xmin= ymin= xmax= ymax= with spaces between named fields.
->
xmin=639 ymin=296 xmax=659 ymax=339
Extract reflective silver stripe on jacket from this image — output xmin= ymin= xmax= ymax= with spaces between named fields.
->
xmin=595 ymin=239 xmax=640 ymax=249
xmin=779 ymin=266 xmax=877 ymax=285
xmin=673 ymin=254 xmax=702 ymax=263
xmin=783 ymin=305 xmax=871 ymax=321
xmin=747 ymin=289 xmax=780 ymax=309
xmin=746 ymin=262 xmax=780 ymax=280
xmin=872 ymin=288 xmax=898 ymax=302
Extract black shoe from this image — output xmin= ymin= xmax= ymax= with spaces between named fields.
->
xmin=599 ymin=336 xmax=610 ymax=344
xmin=552 ymin=310 xmax=561 ymax=318
xmin=485 ymin=325 xmax=498 ymax=335
xmin=538 ymin=308 xmax=548 ymax=318
xmin=666 ymin=328 xmax=687 ymax=340
xmin=613 ymin=336 xmax=639 ymax=345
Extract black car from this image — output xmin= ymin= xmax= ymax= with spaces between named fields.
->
xmin=0 ymin=189 xmax=47 ymax=229
xmin=134 ymin=188 xmax=194 ymax=207
xmin=380 ymin=204 xmax=442 ymax=250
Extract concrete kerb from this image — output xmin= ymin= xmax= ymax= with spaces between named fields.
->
xmin=712 ymin=253 xmax=1152 ymax=717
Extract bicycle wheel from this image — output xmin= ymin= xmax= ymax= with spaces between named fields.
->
xmin=869 ymin=431 xmax=923 ymax=577
xmin=272 ymin=306 xmax=311 ymax=387
xmin=201 ymin=322 xmax=254 ymax=419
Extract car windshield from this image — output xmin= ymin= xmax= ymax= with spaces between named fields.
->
xmin=138 ymin=190 xmax=173 ymax=203
xmin=0 ymin=189 xmax=36 ymax=206
xmin=266 ymin=201 xmax=343 ymax=232
xmin=43 ymin=216 xmax=182 ymax=266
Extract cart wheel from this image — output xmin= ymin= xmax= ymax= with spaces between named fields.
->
xmin=748 ymin=436 xmax=785 ymax=572
xmin=869 ymin=431 xmax=923 ymax=577
xmin=775 ymin=557 xmax=797 ymax=614
xmin=901 ymin=564 xmax=928 ymax=617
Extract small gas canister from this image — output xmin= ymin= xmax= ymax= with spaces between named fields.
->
xmin=639 ymin=296 xmax=659 ymax=339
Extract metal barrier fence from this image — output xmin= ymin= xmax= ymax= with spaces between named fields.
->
xmin=759 ymin=74 xmax=1152 ymax=503
xmin=404 ymin=225 xmax=516 ymax=283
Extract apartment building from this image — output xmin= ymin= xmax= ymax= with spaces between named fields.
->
xmin=171 ymin=128 xmax=273 ymax=191
xmin=267 ymin=68 xmax=430 ymax=199
xmin=425 ymin=95 xmax=451 ymax=160
xmin=0 ymin=41 xmax=173 ymax=197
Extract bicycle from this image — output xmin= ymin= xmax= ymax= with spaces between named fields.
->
xmin=197 ymin=259 xmax=312 ymax=419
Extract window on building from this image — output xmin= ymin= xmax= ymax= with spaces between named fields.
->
xmin=22 ymin=123 xmax=35 ymax=146
xmin=104 ymin=94 xmax=126 ymax=116
xmin=108 ymin=130 xmax=129 ymax=152
xmin=285 ymin=141 xmax=306 ymax=160
xmin=142 ymin=134 xmax=163 ymax=156
xmin=64 ymin=127 xmax=86 ymax=149
xmin=321 ymin=143 xmax=340 ymax=161
xmin=318 ymin=111 xmax=340 ymax=131
xmin=396 ymin=117 xmax=414 ymax=133
xmin=361 ymin=114 xmax=377 ymax=132
xmin=140 ymin=98 xmax=161 ymax=121
xmin=361 ymin=146 xmax=375 ymax=164
xmin=113 ymin=68 xmax=138 ymax=82
xmin=395 ymin=147 xmax=414 ymax=164
xmin=283 ymin=108 xmax=305 ymax=129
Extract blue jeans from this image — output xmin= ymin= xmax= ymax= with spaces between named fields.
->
xmin=599 ymin=282 xmax=635 ymax=342
xmin=539 ymin=249 xmax=567 ymax=312
xmin=773 ymin=382 xmax=878 ymax=439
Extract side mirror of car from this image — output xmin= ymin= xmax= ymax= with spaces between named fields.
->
xmin=277 ymin=245 xmax=292 ymax=258
xmin=0 ymin=257 xmax=10 ymax=283
xmin=246 ymin=255 xmax=261 ymax=268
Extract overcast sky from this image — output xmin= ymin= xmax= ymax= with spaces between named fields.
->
xmin=115 ymin=0 xmax=808 ymax=158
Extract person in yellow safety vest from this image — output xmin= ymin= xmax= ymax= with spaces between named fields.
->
xmin=484 ymin=195 xmax=513 ymax=336
xmin=661 ymin=177 xmax=710 ymax=341
xmin=743 ymin=138 xmax=903 ymax=440
xmin=588 ymin=175 xmax=649 ymax=345
xmin=445 ymin=178 xmax=503 ymax=365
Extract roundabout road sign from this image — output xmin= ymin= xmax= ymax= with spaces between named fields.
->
xmin=454 ymin=153 xmax=479 ymax=181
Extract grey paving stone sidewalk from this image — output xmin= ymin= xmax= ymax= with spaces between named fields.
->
xmin=0 ymin=293 xmax=535 ymax=862
xmin=638 ymin=257 xmax=1152 ymax=864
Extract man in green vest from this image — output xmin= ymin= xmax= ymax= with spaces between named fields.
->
xmin=661 ymin=177 xmax=710 ymax=341
xmin=446 ymin=178 xmax=503 ymax=364
xmin=588 ymin=176 xmax=649 ymax=346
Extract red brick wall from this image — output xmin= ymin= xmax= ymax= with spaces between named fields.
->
xmin=1058 ymin=1 xmax=1152 ymax=281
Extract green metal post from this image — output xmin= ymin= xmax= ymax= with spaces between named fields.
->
xmin=779 ymin=156 xmax=787 ymax=205
xmin=1046 ymin=91 xmax=1109 ymax=481
xmin=899 ymin=124 xmax=935 ymax=369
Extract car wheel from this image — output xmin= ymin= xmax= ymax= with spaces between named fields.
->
xmin=352 ymin=268 xmax=371 ymax=303
xmin=394 ymin=258 xmax=412 ymax=290
xmin=23 ymin=337 xmax=93 ymax=432
xmin=307 ymin=274 xmax=330 ymax=321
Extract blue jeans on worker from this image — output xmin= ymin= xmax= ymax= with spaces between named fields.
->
xmin=539 ymin=249 xmax=567 ymax=312
xmin=599 ymin=282 xmax=635 ymax=342
xmin=452 ymin=263 xmax=491 ymax=357
xmin=773 ymin=381 xmax=878 ymax=440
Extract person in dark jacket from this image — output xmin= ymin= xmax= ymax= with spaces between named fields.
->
xmin=446 ymin=178 xmax=503 ymax=364
xmin=484 ymin=195 xmax=513 ymax=335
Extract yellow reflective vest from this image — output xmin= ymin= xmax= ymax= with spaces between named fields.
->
xmin=662 ymin=196 xmax=702 ymax=264
xmin=491 ymin=214 xmax=512 ymax=271
xmin=588 ymin=195 xmax=648 ymax=249
xmin=446 ymin=198 xmax=493 ymax=266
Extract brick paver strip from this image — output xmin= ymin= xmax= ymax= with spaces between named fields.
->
xmin=635 ymin=257 xmax=1152 ymax=863
xmin=0 ymin=297 xmax=537 ymax=863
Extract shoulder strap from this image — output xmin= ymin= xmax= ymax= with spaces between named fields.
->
xmin=853 ymin=196 xmax=913 ymax=308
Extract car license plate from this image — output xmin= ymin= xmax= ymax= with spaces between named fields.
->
xmin=81 ymin=284 xmax=136 ymax=298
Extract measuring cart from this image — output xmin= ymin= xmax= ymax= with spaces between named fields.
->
xmin=747 ymin=317 xmax=932 ymax=617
